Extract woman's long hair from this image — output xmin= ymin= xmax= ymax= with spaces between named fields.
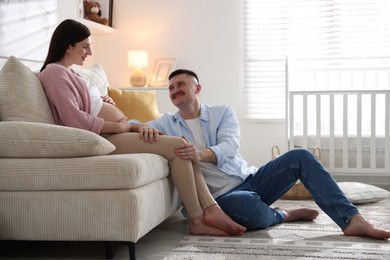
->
xmin=41 ymin=19 xmax=91 ymax=71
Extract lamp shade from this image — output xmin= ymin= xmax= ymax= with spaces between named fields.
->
xmin=128 ymin=50 xmax=148 ymax=68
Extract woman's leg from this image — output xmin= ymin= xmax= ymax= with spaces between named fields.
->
xmin=192 ymin=162 xmax=215 ymax=210
xmin=192 ymin=162 xmax=246 ymax=235
xmin=105 ymin=133 xmax=245 ymax=235
xmin=106 ymin=133 xmax=204 ymax=218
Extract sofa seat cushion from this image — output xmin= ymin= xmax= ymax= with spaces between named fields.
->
xmin=0 ymin=154 xmax=169 ymax=191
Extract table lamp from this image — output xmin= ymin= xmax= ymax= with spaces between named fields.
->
xmin=128 ymin=50 xmax=148 ymax=87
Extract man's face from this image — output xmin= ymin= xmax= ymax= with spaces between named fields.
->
xmin=168 ymin=74 xmax=199 ymax=107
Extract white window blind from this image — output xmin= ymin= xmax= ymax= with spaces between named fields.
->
xmin=244 ymin=0 xmax=390 ymax=121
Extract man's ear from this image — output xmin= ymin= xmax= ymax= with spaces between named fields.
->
xmin=195 ymin=84 xmax=201 ymax=94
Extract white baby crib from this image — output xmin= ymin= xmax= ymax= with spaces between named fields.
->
xmin=287 ymin=61 xmax=390 ymax=187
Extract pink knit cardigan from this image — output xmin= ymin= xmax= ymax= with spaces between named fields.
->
xmin=39 ymin=63 xmax=104 ymax=134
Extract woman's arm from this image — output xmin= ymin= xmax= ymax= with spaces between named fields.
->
xmin=100 ymin=118 xmax=131 ymax=134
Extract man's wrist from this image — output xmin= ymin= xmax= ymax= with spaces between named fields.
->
xmin=196 ymin=149 xmax=202 ymax=161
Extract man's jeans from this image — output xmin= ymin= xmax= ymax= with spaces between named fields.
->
xmin=216 ymin=149 xmax=358 ymax=230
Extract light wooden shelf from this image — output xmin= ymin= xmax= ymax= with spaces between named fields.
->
xmin=78 ymin=18 xmax=116 ymax=34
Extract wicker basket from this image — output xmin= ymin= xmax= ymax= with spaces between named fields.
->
xmin=271 ymin=146 xmax=321 ymax=200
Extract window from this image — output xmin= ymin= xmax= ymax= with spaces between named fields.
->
xmin=244 ymin=0 xmax=390 ymax=121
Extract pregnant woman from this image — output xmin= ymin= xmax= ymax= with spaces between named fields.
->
xmin=39 ymin=19 xmax=246 ymax=237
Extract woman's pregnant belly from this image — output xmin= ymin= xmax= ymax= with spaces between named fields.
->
xmin=97 ymin=102 xmax=127 ymax=122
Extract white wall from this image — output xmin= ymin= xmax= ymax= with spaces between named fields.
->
xmin=90 ymin=0 xmax=287 ymax=167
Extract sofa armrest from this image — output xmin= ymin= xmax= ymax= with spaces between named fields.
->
xmin=0 ymin=121 xmax=115 ymax=158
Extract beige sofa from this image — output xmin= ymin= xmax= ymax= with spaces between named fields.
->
xmin=0 ymin=56 xmax=181 ymax=260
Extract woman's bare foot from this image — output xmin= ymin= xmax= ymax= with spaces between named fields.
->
xmin=189 ymin=215 xmax=229 ymax=236
xmin=343 ymin=213 xmax=390 ymax=240
xmin=275 ymin=207 xmax=319 ymax=222
xmin=203 ymin=204 xmax=246 ymax=236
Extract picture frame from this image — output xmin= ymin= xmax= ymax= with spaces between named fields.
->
xmin=149 ymin=58 xmax=177 ymax=87
xmin=81 ymin=0 xmax=114 ymax=27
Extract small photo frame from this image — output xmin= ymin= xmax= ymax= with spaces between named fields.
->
xmin=82 ymin=0 xmax=114 ymax=27
xmin=149 ymin=58 xmax=177 ymax=87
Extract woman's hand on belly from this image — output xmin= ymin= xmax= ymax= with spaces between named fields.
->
xmin=101 ymin=95 xmax=116 ymax=105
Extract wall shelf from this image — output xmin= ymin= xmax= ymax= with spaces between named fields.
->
xmin=77 ymin=18 xmax=116 ymax=34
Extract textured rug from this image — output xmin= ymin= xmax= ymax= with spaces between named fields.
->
xmin=163 ymin=198 xmax=390 ymax=260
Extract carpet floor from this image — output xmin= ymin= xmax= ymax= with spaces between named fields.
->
xmin=163 ymin=198 xmax=390 ymax=260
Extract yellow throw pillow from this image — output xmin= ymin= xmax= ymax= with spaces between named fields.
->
xmin=108 ymin=88 xmax=161 ymax=123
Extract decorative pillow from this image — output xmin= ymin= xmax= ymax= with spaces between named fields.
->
xmin=338 ymin=182 xmax=390 ymax=204
xmin=0 ymin=56 xmax=55 ymax=124
xmin=108 ymin=88 xmax=161 ymax=123
xmin=0 ymin=121 xmax=115 ymax=158
xmin=72 ymin=63 xmax=109 ymax=96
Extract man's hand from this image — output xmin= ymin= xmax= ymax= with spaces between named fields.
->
xmin=175 ymin=136 xmax=201 ymax=162
xmin=137 ymin=124 xmax=160 ymax=143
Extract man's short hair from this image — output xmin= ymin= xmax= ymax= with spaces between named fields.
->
xmin=169 ymin=69 xmax=199 ymax=83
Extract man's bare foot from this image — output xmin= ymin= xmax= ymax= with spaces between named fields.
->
xmin=343 ymin=213 xmax=390 ymax=240
xmin=189 ymin=215 xmax=229 ymax=236
xmin=203 ymin=204 xmax=246 ymax=236
xmin=276 ymin=207 xmax=319 ymax=222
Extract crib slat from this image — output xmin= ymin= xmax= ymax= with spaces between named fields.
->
xmin=342 ymin=94 xmax=349 ymax=169
xmin=370 ymin=94 xmax=376 ymax=169
xmin=316 ymin=94 xmax=321 ymax=147
xmin=329 ymin=94 xmax=335 ymax=168
xmin=289 ymin=93 xmax=295 ymax=150
xmin=356 ymin=94 xmax=363 ymax=169
xmin=303 ymin=94 xmax=308 ymax=148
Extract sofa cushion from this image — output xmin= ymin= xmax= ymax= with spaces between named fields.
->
xmin=0 ymin=56 xmax=55 ymax=124
xmin=0 ymin=154 xmax=169 ymax=191
xmin=108 ymin=87 xmax=161 ymax=122
xmin=0 ymin=121 xmax=115 ymax=158
xmin=72 ymin=63 xmax=109 ymax=96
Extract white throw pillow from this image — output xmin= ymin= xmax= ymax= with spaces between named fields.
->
xmin=0 ymin=56 xmax=55 ymax=124
xmin=0 ymin=121 xmax=115 ymax=158
xmin=338 ymin=182 xmax=390 ymax=204
xmin=73 ymin=63 xmax=109 ymax=96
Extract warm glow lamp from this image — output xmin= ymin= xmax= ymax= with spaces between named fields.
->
xmin=128 ymin=50 xmax=148 ymax=87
